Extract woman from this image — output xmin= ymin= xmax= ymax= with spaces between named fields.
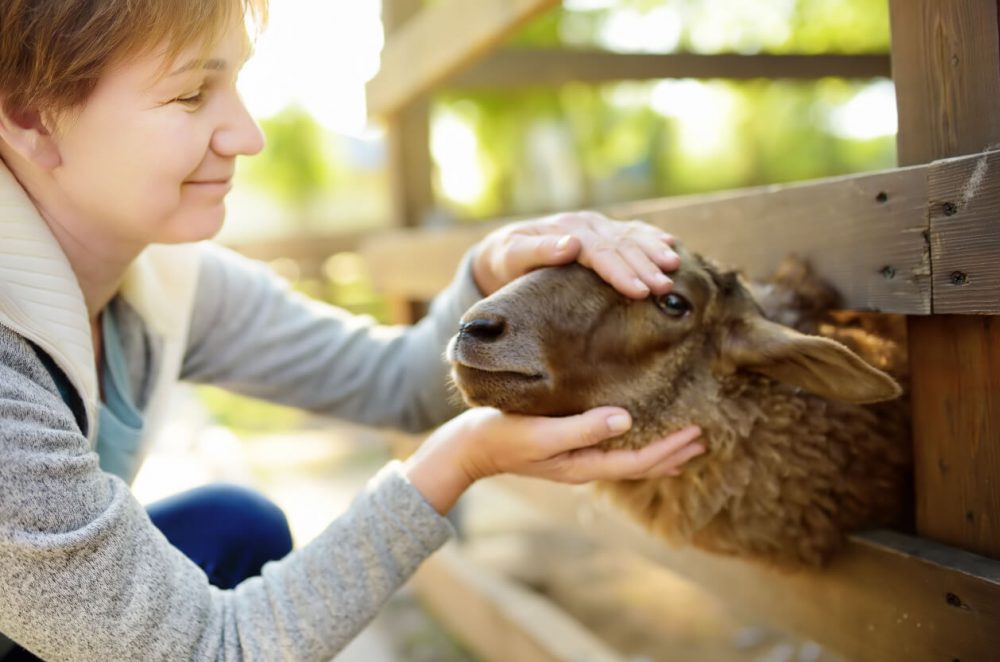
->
xmin=0 ymin=1 xmax=704 ymax=659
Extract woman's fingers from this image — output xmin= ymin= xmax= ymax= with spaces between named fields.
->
xmin=580 ymin=241 xmax=653 ymax=298
xmin=601 ymin=425 xmax=704 ymax=480
xmin=567 ymin=226 xmax=679 ymax=299
xmin=531 ymin=422 xmax=704 ymax=484
xmin=480 ymin=232 xmax=582 ymax=293
xmin=474 ymin=211 xmax=680 ymax=298
xmin=620 ymin=244 xmax=673 ymax=294
xmin=638 ymin=434 xmax=707 ymax=478
xmin=528 ymin=407 xmax=635 ymax=455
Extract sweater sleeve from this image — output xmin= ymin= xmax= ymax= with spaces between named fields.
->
xmin=0 ymin=325 xmax=454 ymax=661
xmin=182 ymin=242 xmax=483 ymax=432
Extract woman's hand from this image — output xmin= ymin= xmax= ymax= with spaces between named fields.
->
xmin=403 ymin=407 xmax=704 ymax=515
xmin=472 ymin=210 xmax=680 ymax=298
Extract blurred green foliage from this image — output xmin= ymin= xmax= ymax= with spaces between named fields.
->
xmin=433 ymin=0 xmax=895 ymax=219
xmin=510 ymin=0 xmax=888 ymax=53
xmin=241 ymin=105 xmax=332 ymax=215
xmin=196 ymin=385 xmax=308 ymax=437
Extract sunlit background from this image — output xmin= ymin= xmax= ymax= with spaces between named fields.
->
xmin=224 ymin=0 xmax=896 ymax=244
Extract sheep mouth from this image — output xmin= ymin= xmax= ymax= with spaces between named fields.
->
xmin=451 ymin=364 xmax=552 ymax=411
xmin=452 ymin=364 xmax=547 ymax=384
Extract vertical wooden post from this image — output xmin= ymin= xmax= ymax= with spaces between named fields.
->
xmin=381 ymin=0 xmax=435 ymax=322
xmin=382 ymin=0 xmax=434 ymax=230
xmin=889 ymin=0 xmax=1000 ymax=558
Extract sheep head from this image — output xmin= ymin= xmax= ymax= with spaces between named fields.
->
xmin=448 ymin=247 xmax=909 ymax=566
xmin=448 ymin=246 xmax=901 ymax=443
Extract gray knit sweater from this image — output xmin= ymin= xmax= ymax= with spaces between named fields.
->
xmin=0 ymin=243 xmax=482 ymax=660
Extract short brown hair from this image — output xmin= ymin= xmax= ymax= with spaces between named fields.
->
xmin=0 ymin=0 xmax=268 ymax=115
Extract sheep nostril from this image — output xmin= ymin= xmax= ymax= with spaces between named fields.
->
xmin=460 ymin=318 xmax=506 ymax=342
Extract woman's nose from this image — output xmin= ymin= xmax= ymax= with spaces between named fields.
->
xmin=213 ymin=93 xmax=265 ymax=157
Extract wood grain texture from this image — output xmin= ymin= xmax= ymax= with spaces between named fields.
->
xmin=606 ymin=168 xmax=930 ymax=314
xmin=910 ymin=316 xmax=1000 ymax=554
xmin=451 ymin=51 xmax=891 ymax=88
xmin=411 ymin=545 xmax=625 ymax=662
xmin=366 ymin=0 xmax=561 ymax=117
xmin=492 ymin=475 xmax=1000 ymax=662
xmin=890 ymin=0 xmax=1000 ymax=559
xmin=362 ymin=163 xmax=940 ymax=313
xmin=927 ymin=150 xmax=1000 ymax=313
xmin=889 ymin=0 xmax=1000 ymax=165
xmin=383 ymin=0 xmax=434 ymax=229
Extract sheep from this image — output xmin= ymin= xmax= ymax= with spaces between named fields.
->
xmin=447 ymin=247 xmax=911 ymax=568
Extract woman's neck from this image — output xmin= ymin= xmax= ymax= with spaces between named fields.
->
xmin=44 ymin=215 xmax=136 ymax=321
xmin=1 ymin=150 xmax=141 ymax=322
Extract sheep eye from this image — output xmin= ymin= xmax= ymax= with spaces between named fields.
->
xmin=656 ymin=293 xmax=691 ymax=317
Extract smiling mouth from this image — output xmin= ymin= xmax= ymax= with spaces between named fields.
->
xmin=183 ymin=180 xmax=233 ymax=195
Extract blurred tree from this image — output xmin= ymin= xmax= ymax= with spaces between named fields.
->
xmin=240 ymin=105 xmax=333 ymax=227
xmin=431 ymin=0 xmax=894 ymax=221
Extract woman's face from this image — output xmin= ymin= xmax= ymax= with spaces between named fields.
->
xmin=47 ymin=23 xmax=264 ymax=247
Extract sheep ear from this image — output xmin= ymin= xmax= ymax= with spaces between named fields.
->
xmin=717 ymin=317 xmax=901 ymax=404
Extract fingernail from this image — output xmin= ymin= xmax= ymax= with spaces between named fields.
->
xmin=607 ymin=414 xmax=632 ymax=433
xmin=556 ymin=235 xmax=573 ymax=251
xmin=632 ymin=278 xmax=649 ymax=294
xmin=653 ymin=273 xmax=671 ymax=286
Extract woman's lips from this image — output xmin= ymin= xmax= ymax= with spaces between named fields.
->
xmin=184 ymin=180 xmax=233 ymax=195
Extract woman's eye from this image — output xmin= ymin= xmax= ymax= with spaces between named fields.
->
xmin=656 ymin=293 xmax=691 ymax=317
xmin=175 ymin=91 xmax=205 ymax=107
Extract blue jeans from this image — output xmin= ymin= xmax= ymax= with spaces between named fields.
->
xmin=3 ymin=484 xmax=293 ymax=660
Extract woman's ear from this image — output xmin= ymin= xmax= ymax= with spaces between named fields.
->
xmin=0 ymin=101 xmax=62 ymax=170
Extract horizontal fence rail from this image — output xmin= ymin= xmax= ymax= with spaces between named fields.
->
xmin=451 ymin=51 xmax=892 ymax=88
xmin=361 ymin=148 xmax=1000 ymax=315
xmin=490 ymin=475 xmax=1000 ymax=662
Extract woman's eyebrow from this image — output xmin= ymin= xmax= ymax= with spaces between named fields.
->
xmin=169 ymin=58 xmax=228 ymax=76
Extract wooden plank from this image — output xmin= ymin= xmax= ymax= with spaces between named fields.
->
xmin=362 ymin=151 xmax=1000 ymax=314
xmin=382 ymin=0 xmax=434 ymax=323
xmin=362 ymin=160 xmax=946 ymax=313
xmin=386 ymin=101 xmax=433 ymax=229
xmin=890 ymin=0 xmax=1000 ymax=559
xmin=224 ymin=233 xmax=363 ymax=262
xmin=607 ymin=167 xmax=931 ymax=315
xmin=451 ymin=51 xmax=892 ymax=88
xmin=910 ymin=316 xmax=1000 ymax=555
xmin=927 ymin=150 xmax=1000 ymax=313
xmin=889 ymin=0 xmax=1000 ymax=166
xmin=382 ymin=0 xmax=434 ymax=232
xmin=411 ymin=544 xmax=625 ymax=662
xmin=367 ymin=0 xmax=561 ymax=117
xmin=490 ymin=475 xmax=1000 ymax=662
xmin=362 ymin=223 xmax=496 ymax=301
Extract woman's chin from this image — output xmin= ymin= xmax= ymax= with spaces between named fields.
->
xmin=159 ymin=206 xmax=227 ymax=244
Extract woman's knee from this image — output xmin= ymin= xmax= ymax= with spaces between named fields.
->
xmin=198 ymin=484 xmax=293 ymax=559
xmin=148 ymin=483 xmax=294 ymax=583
